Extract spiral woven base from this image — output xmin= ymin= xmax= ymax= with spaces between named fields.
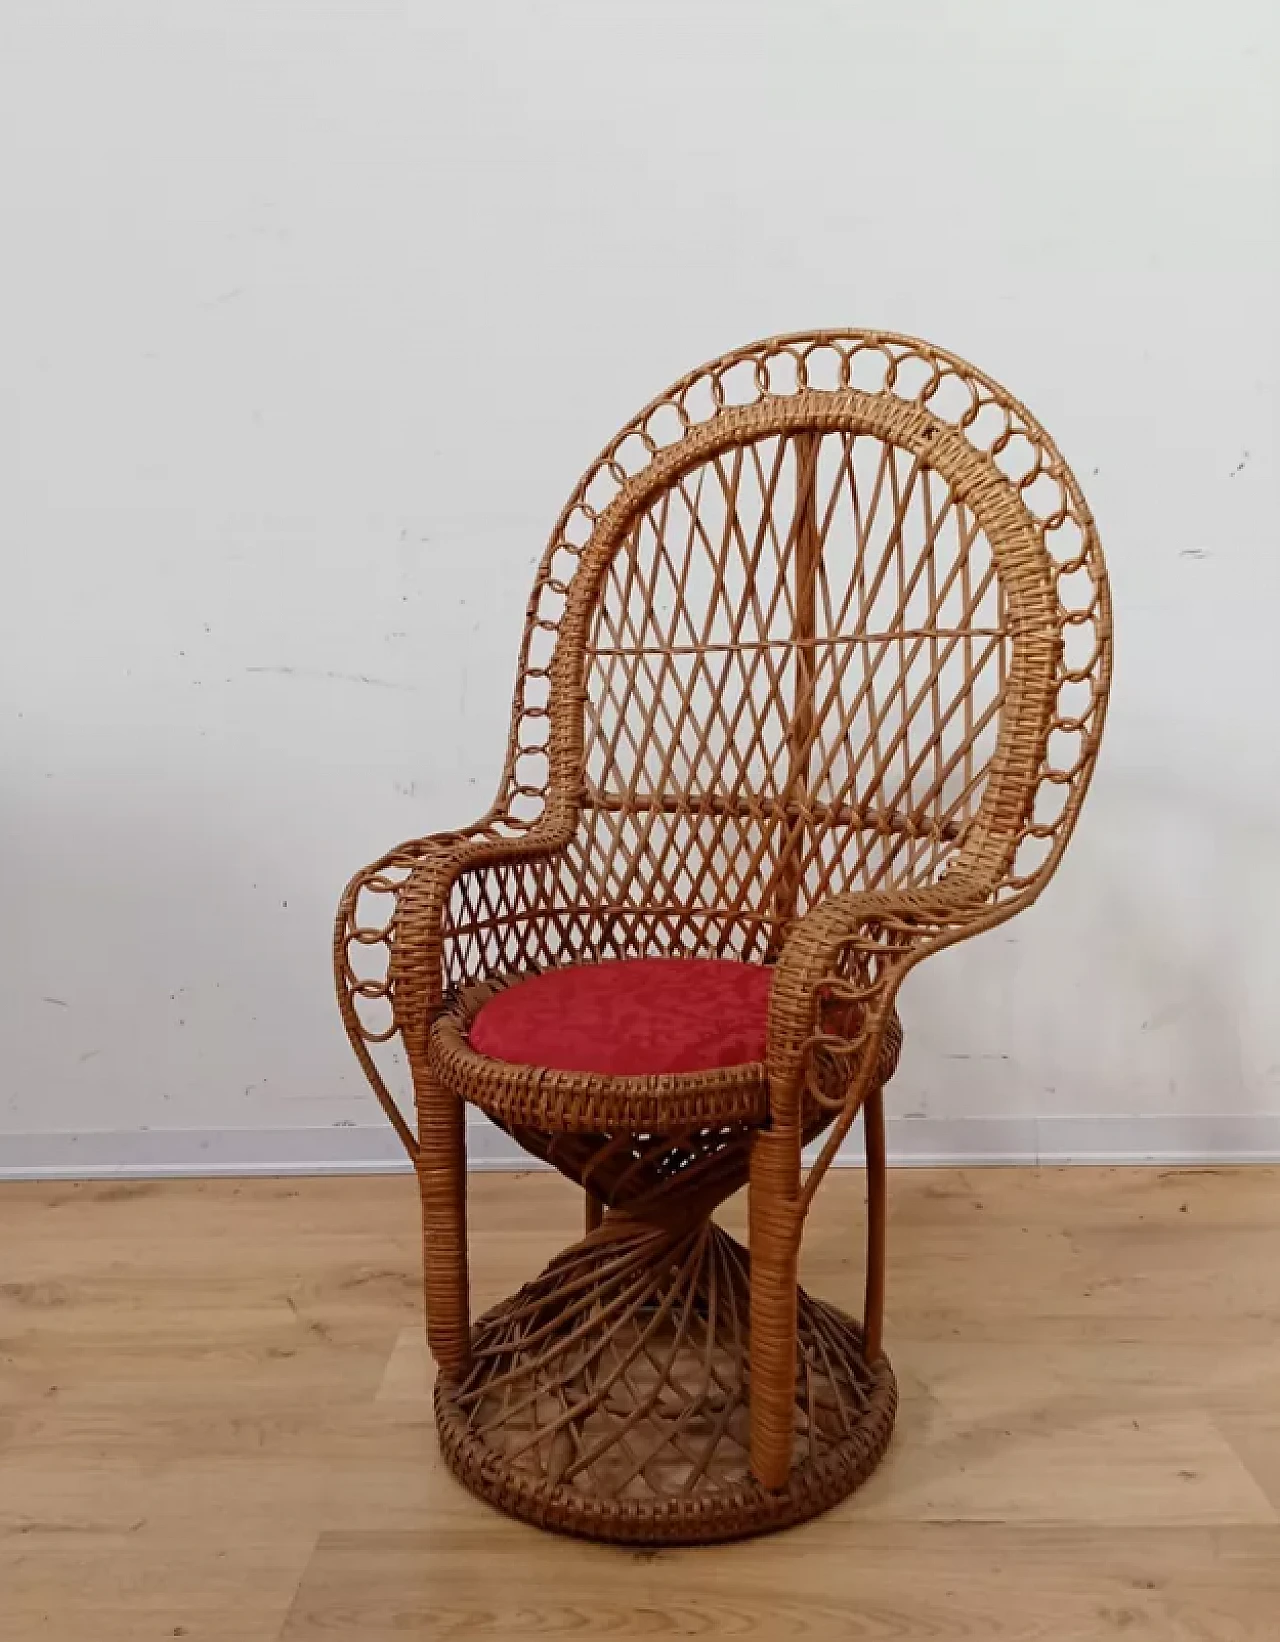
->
xmin=434 ymin=1219 xmax=897 ymax=1544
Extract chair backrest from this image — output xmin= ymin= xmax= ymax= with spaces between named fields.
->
xmin=495 ymin=332 xmax=1110 ymax=965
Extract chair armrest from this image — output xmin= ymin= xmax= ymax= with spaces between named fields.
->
xmin=766 ymin=878 xmax=1002 ymax=1205
xmin=333 ymin=813 xmax=570 ymax=1157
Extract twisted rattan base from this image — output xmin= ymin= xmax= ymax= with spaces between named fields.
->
xmin=434 ymin=1217 xmax=897 ymax=1544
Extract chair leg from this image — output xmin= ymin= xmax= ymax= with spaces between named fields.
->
xmin=417 ymin=1074 xmax=471 ymax=1376
xmin=584 ymin=1190 xmax=604 ymax=1234
xmin=862 ymin=1087 xmax=887 ymax=1362
xmin=748 ymin=1124 xmax=801 ymax=1490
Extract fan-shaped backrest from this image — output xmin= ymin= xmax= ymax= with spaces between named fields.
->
xmin=496 ymin=333 xmax=1110 ymax=965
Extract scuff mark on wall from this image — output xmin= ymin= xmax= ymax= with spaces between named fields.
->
xmin=244 ymin=666 xmax=413 ymax=691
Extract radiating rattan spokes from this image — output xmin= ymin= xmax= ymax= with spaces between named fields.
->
xmin=435 ymin=1219 xmax=896 ymax=1542
xmin=498 ymin=1122 xmax=759 ymax=1217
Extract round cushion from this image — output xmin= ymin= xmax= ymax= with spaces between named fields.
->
xmin=467 ymin=958 xmax=774 ymax=1078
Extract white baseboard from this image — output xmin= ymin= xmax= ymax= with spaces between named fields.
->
xmin=3 ymin=1113 xmax=1279 ymax=1180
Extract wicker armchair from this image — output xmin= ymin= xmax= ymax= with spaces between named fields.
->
xmin=335 ymin=331 xmax=1111 ymax=1543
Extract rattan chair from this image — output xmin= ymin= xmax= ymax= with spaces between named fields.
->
xmin=335 ymin=331 xmax=1111 ymax=1543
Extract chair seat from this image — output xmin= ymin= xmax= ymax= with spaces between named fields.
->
xmin=429 ymin=959 xmax=775 ymax=1135
xmin=429 ymin=957 xmax=902 ymax=1137
xmin=468 ymin=957 xmax=773 ymax=1077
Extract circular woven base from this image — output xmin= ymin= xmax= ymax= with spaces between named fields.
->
xmin=434 ymin=1219 xmax=897 ymax=1545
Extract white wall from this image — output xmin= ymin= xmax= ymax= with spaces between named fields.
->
xmin=2 ymin=0 xmax=1277 ymax=1174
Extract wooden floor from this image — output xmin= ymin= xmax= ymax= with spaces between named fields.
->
xmin=2 ymin=1167 xmax=1279 ymax=1640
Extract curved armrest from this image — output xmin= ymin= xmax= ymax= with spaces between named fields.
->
xmin=766 ymin=878 xmax=1002 ymax=1206
xmin=333 ymin=813 xmax=570 ymax=1158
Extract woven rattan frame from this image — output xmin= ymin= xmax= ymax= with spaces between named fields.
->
xmin=335 ymin=331 xmax=1111 ymax=1542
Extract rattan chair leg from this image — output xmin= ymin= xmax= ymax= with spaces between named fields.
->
xmin=584 ymin=1190 xmax=604 ymax=1234
xmin=416 ymin=1075 xmax=471 ymax=1376
xmin=748 ymin=1124 xmax=802 ymax=1490
xmin=862 ymin=1087 xmax=887 ymax=1363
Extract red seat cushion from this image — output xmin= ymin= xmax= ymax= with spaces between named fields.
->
xmin=468 ymin=958 xmax=774 ymax=1078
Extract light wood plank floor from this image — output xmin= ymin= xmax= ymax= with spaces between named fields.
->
xmin=2 ymin=1167 xmax=1279 ymax=1640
